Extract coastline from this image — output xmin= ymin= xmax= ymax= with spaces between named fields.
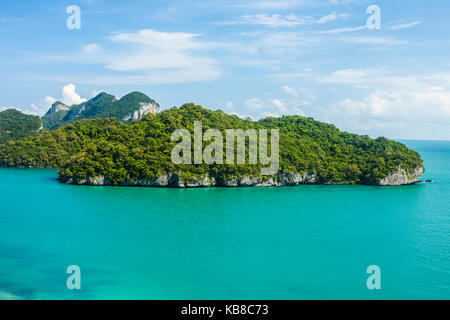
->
xmin=58 ymin=165 xmax=425 ymax=188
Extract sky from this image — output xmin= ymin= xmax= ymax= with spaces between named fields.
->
xmin=1 ymin=0 xmax=449 ymax=140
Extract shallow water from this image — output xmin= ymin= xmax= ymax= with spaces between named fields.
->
xmin=0 ymin=140 xmax=449 ymax=299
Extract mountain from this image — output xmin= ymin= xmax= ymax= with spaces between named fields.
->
xmin=42 ymin=102 xmax=70 ymax=130
xmin=0 ymin=109 xmax=42 ymax=144
xmin=0 ymin=103 xmax=424 ymax=186
xmin=41 ymin=91 xmax=159 ymax=129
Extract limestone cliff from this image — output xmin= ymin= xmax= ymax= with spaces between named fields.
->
xmin=376 ymin=166 xmax=424 ymax=186
xmin=59 ymin=167 xmax=424 ymax=188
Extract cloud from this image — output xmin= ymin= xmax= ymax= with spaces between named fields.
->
xmin=218 ymin=12 xmax=348 ymax=28
xmin=317 ymin=20 xmax=421 ymax=36
xmin=244 ymin=95 xmax=308 ymax=118
xmin=338 ymin=36 xmax=408 ymax=45
xmin=218 ymin=14 xmax=313 ymax=27
xmin=263 ymin=111 xmax=280 ymax=118
xmin=245 ymin=98 xmax=265 ymax=109
xmin=321 ymin=69 xmax=450 ymax=138
xmin=61 ymin=84 xmax=87 ymax=106
xmin=235 ymin=1 xmax=315 ymax=10
xmin=34 ymin=30 xmax=221 ymax=85
xmin=283 ymin=86 xmax=299 ymax=97
xmin=331 ymin=88 xmax=450 ymax=135
xmin=83 ymin=43 xmax=101 ymax=54
xmin=320 ymin=68 xmax=386 ymax=85
xmin=234 ymin=0 xmax=357 ymax=9
xmin=271 ymin=98 xmax=289 ymax=113
xmin=99 ymin=30 xmax=220 ymax=84
xmin=231 ymin=112 xmax=253 ymax=120
xmin=225 ymin=101 xmax=234 ymax=109
xmin=388 ymin=21 xmax=421 ymax=31
xmin=316 ymin=13 xmax=349 ymax=24
xmin=230 ymin=31 xmax=323 ymax=64
xmin=316 ymin=25 xmax=366 ymax=34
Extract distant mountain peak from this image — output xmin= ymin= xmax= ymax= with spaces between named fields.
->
xmin=41 ymin=91 xmax=160 ymax=129
xmin=92 ymin=91 xmax=115 ymax=100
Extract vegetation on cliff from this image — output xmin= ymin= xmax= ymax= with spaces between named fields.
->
xmin=0 ymin=103 xmax=424 ymax=185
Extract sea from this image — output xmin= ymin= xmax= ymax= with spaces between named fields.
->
xmin=0 ymin=140 xmax=449 ymax=300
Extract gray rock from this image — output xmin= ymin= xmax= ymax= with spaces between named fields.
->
xmin=377 ymin=166 xmax=424 ymax=186
xmin=123 ymin=102 xmax=159 ymax=121
xmin=61 ymin=167 xmax=424 ymax=188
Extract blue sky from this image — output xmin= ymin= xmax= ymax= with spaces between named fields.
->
xmin=1 ymin=0 xmax=450 ymax=140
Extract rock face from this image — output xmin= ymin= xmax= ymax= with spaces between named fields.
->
xmin=60 ymin=166 xmax=425 ymax=188
xmin=376 ymin=166 xmax=424 ymax=186
xmin=123 ymin=102 xmax=159 ymax=121
xmin=45 ymin=102 xmax=69 ymax=115
xmin=61 ymin=172 xmax=318 ymax=188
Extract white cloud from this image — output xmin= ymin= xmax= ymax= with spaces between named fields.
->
xmin=263 ymin=111 xmax=280 ymax=118
xmin=271 ymin=98 xmax=289 ymax=113
xmin=320 ymin=68 xmax=388 ymax=85
xmin=235 ymin=1 xmax=314 ymax=10
xmin=245 ymin=96 xmax=307 ymax=118
xmin=218 ymin=14 xmax=314 ymax=27
xmin=231 ymin=112 xmax=253 ymax=120
xmin=322 ymin=69 xmax=450 ymax=138
xmin=316 ymin=25 xmax=366 ymax=34
xmin=338 ymin=36 xmax=407 ymax=45
xmin=61 ymin=84 xmax=87 ymax=106
xmin=245 ymin=98 xmax=265 ymax=109
xmin=282 ymin=85 xmax=299 ymax=97
xmin=218 ymin=12 xmax=348 ymax=28
xmin=316 ymin=20 xmax=420 ymax=36
xmin=316 ymin=13 xmax=349 ymax=24
xmin=83 ymin=43 xmax=101 ymax=54
xmin=234 ymin=0 xmax=355 ymax=9
xmin=100 ymin=30 xmax=220 ymax=84
xmin=35 ymin=30 xmax=221 ymax=85
xmin=389 ymin=21 xmax=421 ymax=31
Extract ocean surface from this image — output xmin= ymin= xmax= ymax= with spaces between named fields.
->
xmin=0 ymin=140 xmax=449 ymax=300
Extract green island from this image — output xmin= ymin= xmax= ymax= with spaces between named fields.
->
xmin=0 ymin=92 xmax=424 ymax=187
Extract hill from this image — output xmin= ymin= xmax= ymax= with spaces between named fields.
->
xmin=0 ymin=103 xmax=424 ymax=187
xmin=0 ymin=109 xmax=42 ymax=144
xmin=41 ymin=91 xmax=159 ymax=129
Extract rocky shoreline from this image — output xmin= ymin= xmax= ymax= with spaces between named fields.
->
xmin=59 ymin=166 xmax=425 ymax=187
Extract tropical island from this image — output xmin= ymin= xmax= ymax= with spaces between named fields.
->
xmin=0 ymin=91 xmax=424 ymax=187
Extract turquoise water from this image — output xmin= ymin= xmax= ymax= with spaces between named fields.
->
xmin=0 ymin=140 xmax=449 ymax=300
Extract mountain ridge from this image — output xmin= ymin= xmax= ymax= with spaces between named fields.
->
xmin=42 ymin=91 xmax=159 ymax=129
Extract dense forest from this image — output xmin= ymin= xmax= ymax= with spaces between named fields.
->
xmin=0 ymin=103 xmax=424 ymax=186
xmin=0 ymin=109 xmax=42 ymax=144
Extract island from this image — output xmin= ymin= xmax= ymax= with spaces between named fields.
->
xmin=0 ymin=92 xmax=425 ymax=187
